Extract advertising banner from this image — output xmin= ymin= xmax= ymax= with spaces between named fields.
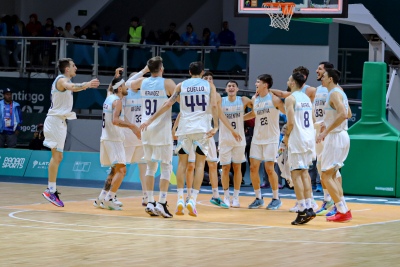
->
xmin=0 ymin=148 xmax=32 ymax=176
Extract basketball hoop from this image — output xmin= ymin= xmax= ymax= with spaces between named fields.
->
xmin=262 ymin=2 xmax=296 ymax=31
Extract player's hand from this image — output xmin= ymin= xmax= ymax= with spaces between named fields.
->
xmin=131 ymin=125 xmax=141 ymax=139
xmin=89 ymin=79 xmax=100 ymax=88
xmin=140 ymin=121 xmax=150 ymax=131
xmin=231 ymin=130 xmax=242 ymax=142
xmin=206 ymin=127 xmax=218 ymax=138
xmin=172 ymin=128 xmax=178 ymax=140
xmin=316 ymin=131 xmax=327 ymax=144
xmin=142 ymin=65 xmax=150 ymax=74
xmin=115 ymin=67 xmax=124 ymax=78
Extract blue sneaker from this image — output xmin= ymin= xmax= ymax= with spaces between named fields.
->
xmin=248 ymin=198 xmax=264 ymax=209
xmin=315 ymin=184 xmax=323 ymax=192
xmin=210 ymin=197 xmax=229 ymax=209
xmin=326 ymin=205 xmax=337 ymax=217
xmin=266 ymin=198 xmax=282 ymax=210
xmin=316 ymin=200 xmax=334 ymax=216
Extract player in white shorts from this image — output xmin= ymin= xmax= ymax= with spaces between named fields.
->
xmin=130 ymin=56 xmax=176 ymax=218
xmin=317 ymin=69 xmax=352 ymax=223
xmin=99 ymin=75 xmax=141 ymax=210
xmin=141 ymin=61 xmax=219 ymax=217
xmin=285 ymin=72 xmax=316 ymax=225
xmin=244 ymin=74 xmax=285 ymax=210
xmin=41 ymin=58 xmax=100 ymax=207
xmin=220 ymin=80 xmax=252 ymax=208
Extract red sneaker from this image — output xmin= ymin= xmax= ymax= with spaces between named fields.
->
xmin=326 ymin=210 xmax=352 ymax=222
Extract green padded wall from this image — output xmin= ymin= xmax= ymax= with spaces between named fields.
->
xmin=342 ymin=62 xmax=399 ymax=197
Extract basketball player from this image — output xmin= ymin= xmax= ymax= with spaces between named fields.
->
xmin=42 ymin=58 xmax=100 ymax=207
xmin=285 ymin=72 xmax=316 ymax=225
xmin=245 ymin=74 xmax=285 ymax=210
xmin=317 ymin=69 xmax=352 ymax=222
xmin=129 ymin=56 xmax=176 ymax=218
xmin=141 ymin=61 xmax=219 ymax=217
xmin=99 ymin=75 xmax=140 ymax=210
xmin=220 ymin=80 xmax=252 ymax=208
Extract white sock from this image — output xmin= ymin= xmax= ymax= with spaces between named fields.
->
xmin=48 ymin=182 xmax=56 ymax=193
xmin=323 ymin=189 xmax=332 ymax=202
xmin=305 ymin=198 xmax=312 ymax=209
xmin=105 ymin=191 xmax=116 ymax=201
xmin=159 ymin=191 xmax=167 ymax=204
xmin=224 ymin=189 xmax=230 ymax=198
xmin=191 ymin=189 xmax=199 ymax=201
xmin=340 ymin=196 xmax=348 ymax=210
xmin=147 ymin=191 xmax=154 ymax=202
xmin=233 ymin=189 xmax=239 ymax=199
xmin=336 ymin=201 xmax=348 ymax=213
xmin=177 ymin=188 xmax=184 ymax=200
xmin=297 ymin=199 xmax=306 ymax=212
xmin=212 ymin=188 xmax=219 ymax=198
xmin=272 ymin=189 xmax=279 ymax=199
xmin=255 ymin=189 xmax=262 ymax=199
xmin=187 ymin=188 xmax=192 ymax=198
xmin=98 ymin=189 xmax=107 ymax=200
xmin=143 ymin=191 xmax=148 ymax=198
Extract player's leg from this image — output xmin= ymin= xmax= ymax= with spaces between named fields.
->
xmin=249 ymin=156 xmax=264 ymax=209
xmin=176 ymin=152 xmax=188 ymax=215
xmin=103 ymin=163 xmax=126 ymax=211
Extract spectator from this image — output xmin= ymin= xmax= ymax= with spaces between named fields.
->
xmin=0 ymin=88 xmax=22 ymax=148
xmin=73 ymin=25 xmax=81 ymax=38
xmin=128 ymin=17 xmax=145 ymax=44
xmin=102 ymin=25 xmax=118 ymax=42
xmin=88 ymin=21 xmax=101 ymax=40
xmin=25 ymin=13 xmax=42 ymax=66
xmin=63 ymin=22 xmax=75 ymax=38
xmin=145 ymin=30 xmax=160 ymax=45
xmin=40 ymin=18 xmax=57 ymax=68
xmin=0 ymin=15 xmax=9 ymax=68
xmin=162 ymin=22 xmax=180 ymax=45
xmin=10 ymin=15 xmax=24 ymax=67
xmin=80 ymin=27 xmax=89 ymax=39
xmin=201 ymin=27 xmax=219 ymax=47
xmin=218 ymin=21 xmax=236 ymax=46
xmin=29 ymin=123 xmax=44 ymax=150
xmin=180 ymin=23 xmax=198 ymax=46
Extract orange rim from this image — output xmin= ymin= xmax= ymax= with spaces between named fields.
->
xmin=262 ymin=2 xmax=296 ymax=15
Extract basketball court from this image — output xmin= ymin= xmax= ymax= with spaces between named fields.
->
xmin=1 ymin=182 xmax=400 ymax=266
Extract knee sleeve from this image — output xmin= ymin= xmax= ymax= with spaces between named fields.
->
xmin=145 ymin=161 xmax=158 ymax=177
xmin=160 ymin=163 xmax=172 ymax=181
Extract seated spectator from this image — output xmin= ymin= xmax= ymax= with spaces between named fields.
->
xmin=218 ymin=21 xmax=236 ymax=46
xmin=29 ymin=123 xmax=44 ymax=150
xmin=88 ymin=21 xmax=101 ymax=40
xmin=102 ymin=25 xmax=118 ymax=42
xmin=73 ymin=25 xmax=81 ymax=38
xmin=201 ymin=28 xmax=219 ymax=47
xmin=162 ymin=22 xmax=180 ymax=45
xmin=180 ymin=23 xmax=199 ymax=46
xmin=63 ymin=22 xmax=75 ymax=38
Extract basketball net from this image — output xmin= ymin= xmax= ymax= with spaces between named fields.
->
xmin=262 ymin=2 xmax=296 ymax=31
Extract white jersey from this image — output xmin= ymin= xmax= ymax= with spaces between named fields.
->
xmin=101 ymin=94 xmax=124 ymax=142
xmin=122 ymin=89 xmax=142 ymax=146
xmin=288 ymin=91 xmax=315 ymax=153
xmin=47 ymin=74 xmax=76 ymax=119
xmin=176 ymin=78 xmax=211 ymax=136
xmin=140 ymin=76 xmax=172 ymax=145
xmin=252 ymin=92 xmax=280 ymax=145
xmin=219 ymin=96 xmax=246 ymax=146
xmin=301 ymin=84 xmax=310 ymax=94
xmin=324 ymin=87 xmax=349 ymax=132
xmin=314 ymin=85 xmax=328 ymax=124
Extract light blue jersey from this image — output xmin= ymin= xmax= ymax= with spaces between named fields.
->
xmin=219 ymin=96 xmax=245 ymax=146
xmin=325 ymin=87 xmax=349 ymax=132
xmin=314 ymin=85 xmax=329 ymax=123
xmin=101 ymin=94 xmax=124 ymax=142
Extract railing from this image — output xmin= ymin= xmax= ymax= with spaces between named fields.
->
xmin=0 ymin=36 xmax=249 ymax=82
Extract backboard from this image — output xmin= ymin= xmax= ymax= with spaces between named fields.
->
xmin=235 ymin=0 xmax=348 ymax=18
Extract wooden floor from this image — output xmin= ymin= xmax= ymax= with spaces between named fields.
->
xmin=1 ymin=182 xmax=400 ymax=266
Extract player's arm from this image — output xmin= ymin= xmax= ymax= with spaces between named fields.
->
xmin=273 ymin=94 xmax=286 ymax=114
xmin=112 ymin=100 xmax=141 ymax=138
xmin=242 ymin=96 xmax=253 ymax=109
xmin=243 ymin=96 xmax=256 ymax=121
xmin=172 ymin=112 xmax=181 ymax=140
xmin=58 ymin=77 xmax=100 ymax=92
xmin=140 ymin=83 xmax=181 ymax=131
xmin=305 ymin=86 xmax=317 ymax=104
xmin=347 ymin=106 xmax=352 ymax=119
xmin=217 ymin=94 xmax=241 ymax=142
xmin=317 ymin=92 xmax=347 ymax=143
xmin=126 ymin=65 xmax=150 ymax=90
xmin=284 ymin=95 xmax=295 ymax=144
xmin=207 ymin=83 xmax=219 ymax=137
xmin=270 ymin=89 xmax=291 ymax=98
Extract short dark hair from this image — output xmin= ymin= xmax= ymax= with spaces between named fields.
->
xmin=325 ymin=68 xmax=341 ymax=84
xmin=147 ymin=56 xmax=163 ymax=73
xmin=189 ymin=61 xmax=203 ymax=75
xmin=131 ymin=17 xmax=139 ymax=23
xmin=257 ymin=74 xmax=273 ymax=89
xmin=292 ymin=72 xmax=306 ymax=88
xmin=202 ymin=71 xmax=214 ymax=78
xmin=293 ymin=66 xmax=309 ymax=80
xmin=226 ymin=80 xmax=238 ymax=87
xmin=319 ymin=61 xmax=334 ymax=70
xmin=58 ymin=58 xmax=73 ymax=73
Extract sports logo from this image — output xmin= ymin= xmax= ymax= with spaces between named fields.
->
xmin=73 ymin=161 xmax=91 ymax=172
xmin=2 ymin=157 xmax=25 ymax=169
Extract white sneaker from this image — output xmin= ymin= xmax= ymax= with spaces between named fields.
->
xmin=145 ymin=202 xmax=159 ymax=216
xmin=186 ymin=197 xmax=198 ymax=217
xmin=311 ymin=200 xmax=319 ymax=211
xmin=93 ymin=198 xmax=104 ymax=208
xmin=142 ymin=196 xmax=148 ymax=207
xmin=103 ymin=199 xmax=122 ymax=210
xmin=155 ymin=202 xmax=173 ymax=218
xmin=175 ymin=197 xmax=185 ymax=215
xmin=289 ymin=202 xmax=298 ymax=212
xmin=113 ymin=195 xmax=123 ymax=207
xmin=231 ymin=197 xmax=240 ymax=208
xmin=223 ymin=196 xmax=230 ymax=208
